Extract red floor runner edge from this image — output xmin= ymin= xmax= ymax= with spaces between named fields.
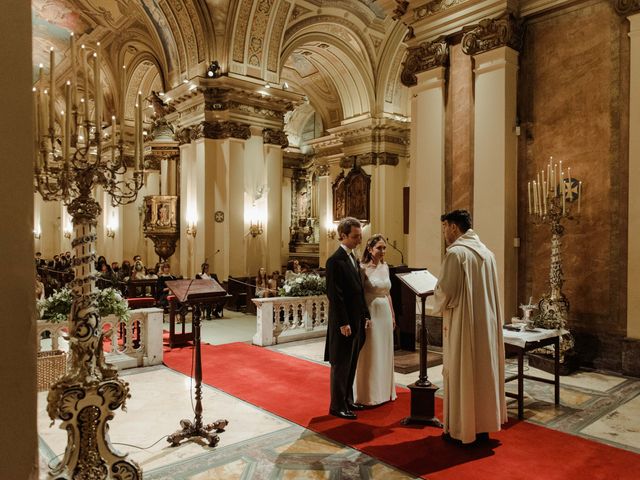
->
xmin=163 ymin=342 xmax=639 ymax=480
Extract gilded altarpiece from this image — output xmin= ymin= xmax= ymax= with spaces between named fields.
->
xmin=289 ymin=169 xmax=320 ymax=266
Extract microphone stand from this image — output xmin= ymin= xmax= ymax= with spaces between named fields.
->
xmin=387 ymin=238 xmax=405 ymax=265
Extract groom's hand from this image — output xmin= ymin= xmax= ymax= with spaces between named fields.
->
xmin=340 ymin=325 xmax=352 ymax=336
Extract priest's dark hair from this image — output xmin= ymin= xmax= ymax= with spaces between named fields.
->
xmin=337 ymin=216 xmax=361 ymax=239
xmin=440 ymin=209 xmax=472 ymax=233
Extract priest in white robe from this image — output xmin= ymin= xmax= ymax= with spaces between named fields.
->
xmin=432 ymin=210 xmax=507 ymax=444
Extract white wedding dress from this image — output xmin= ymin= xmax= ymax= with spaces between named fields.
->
xmin=354 ymin=262 xmax=397 ymax=406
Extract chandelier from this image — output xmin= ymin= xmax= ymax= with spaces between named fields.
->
xmin=34 ymin=33 xmax=143 ymax=479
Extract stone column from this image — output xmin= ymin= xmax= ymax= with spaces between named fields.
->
xmin=463 ymin=14 xmax=522 ymax=319
xmin=263 ymin=129 xmax=287 ymax=273
xmin=407 ymin=65 xmax=447 ymax=273
xmin=0 ymin=1 xmax=37 ymax=478
xmin=628 ymin=12 xmax=640 ymax=339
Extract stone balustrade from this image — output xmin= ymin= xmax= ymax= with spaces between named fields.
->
xmin=37 ymin=307 xmax=164 ymax=370
xmin=252 ymin=295 xmax=328 ymax=346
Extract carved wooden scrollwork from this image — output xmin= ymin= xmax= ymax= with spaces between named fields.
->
xmin=461 ymin=12 xmax=524 ymax=56
xmin=613 ymin=0 xmax=640 ymax=15
xmin=401 ymin=37 xmax=449 ymax=87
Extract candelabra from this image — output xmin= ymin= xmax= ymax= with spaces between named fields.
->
xmin=249 ymin=220 xmax=263 ymax=237
xmin=528 ymin=158 xmax=582 ymax=362
xmin=34 ymin=35 xmax=144 ymax=479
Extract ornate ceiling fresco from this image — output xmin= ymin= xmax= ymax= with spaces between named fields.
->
xmin=31 ymin=0 xmax=410 ymax=136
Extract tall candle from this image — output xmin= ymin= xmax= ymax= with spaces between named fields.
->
xmin=538 ymin=180 xmax=543 ymax=216
xmin=528 ymin=181 xmax=532 ymax=215
xmin=93 ymin=45 xmax=102 ymax=143
xmin=543 ymin=180 xmax=547 ymax=215
xmin=111 ymin=115 xmax=116 ymax=163
xmin=70 ymin=33 xmax=77 ymax=110
xmin=42 ymin=90 xmax=50 ymax=154
xmin=33 ymin=88 xmax=41 ymax=172
xmin=49 ymin=47 xmax=55 ymax=134
xmin=120 ymin=65 xmax=126 ymax=132
xmin=137 ymin=91 xmax=144 ymax=170
xmin=81 ymin=45 xmax=89 ymax=124
xmin=561 ymin=172 xmax=566 ymax=215
xmin=64 ymin=81 xmax=71 ymax=168
xmin=533 ymin=180 xmax=538 ymax=215
xmin=578 ymin=181 xmax=582 ymax=214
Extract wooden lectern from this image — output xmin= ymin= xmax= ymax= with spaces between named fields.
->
xmin=389 ymin=265 xmax=425 ymax=351
xmin=396 ymin=270 xmax=443 ymax=428
xmin=165 ymin=279 xmax=229 ymax=447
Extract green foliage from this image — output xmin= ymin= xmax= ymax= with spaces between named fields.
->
xmin=38 ymin=287 xmax=130 ymax=322
xmin=278 ymin=273 xmax=326 ymax=297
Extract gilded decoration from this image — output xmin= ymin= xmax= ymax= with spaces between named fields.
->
xmin=613 ymin=0 xmax=640 ymax=15
xmin=204 ymin=87 xmax=232 ymax=111
xmin=401 ymin=37 xmax=448 ymax=87
xmin=248 ymin=0 xmax=274 ymax=67
xmin=143 ymin=195 xmax=180 ymax=261
xmin=191 ymin=121 xmax=252 ymax=140
xmin=339 ymin=152 xmax=399 ymax=168
xmin=263 ymin=128 xmax=289 ymax=147
xmin=175 ymin=127 xmax=192 ymax=145
xmin=461 ymin=12 xmax=524 ymax=56
xmin=233 ymin=0 xmax=253 ymax=62
xmin=413 ymin=0 xmax=467 ymax=20
xmin=267 ymin=1 xmax=291 ymax=72
xmin=332 ymin=165 xmax=371 ymax=223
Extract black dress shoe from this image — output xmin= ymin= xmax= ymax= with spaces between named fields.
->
xmin=348 ymin=403 xmax=365 ymax=410
xmin=329 ymin=409 xmax=357 ymax=420
xmin=475 ymin=432 xmax=490 ymax=443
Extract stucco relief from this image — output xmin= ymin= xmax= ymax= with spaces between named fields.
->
xmin=232 ymin=0 xmax=253 ymax=62
xmin=400 ymin=37 xmax=448 ymax=87
xmin=247 ymin=0 xmax=274 ymax=67
xmin=413 ymin=0 xmax=467 ymax=20
xmin=267 ymin=1 xmax=291 ymax=72
xmin=461 ymin=12 xmax=523 ymax=56
xmin=613 ymin=0 xmax=640 ymax=15
xmin=385 ymin=47 xmax=404 ymax=103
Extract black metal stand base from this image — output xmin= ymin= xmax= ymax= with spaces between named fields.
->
xmin=168 ymin=418 xmax=228 ymax=447
xmin=401 ymin=381 xmax=443 ymax=428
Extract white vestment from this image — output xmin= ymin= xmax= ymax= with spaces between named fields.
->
xmin=432 ymin=229 xmax=507 ymax=443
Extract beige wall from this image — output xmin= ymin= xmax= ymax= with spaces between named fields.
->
xmin=0 ymin=0 xmax=38 ymax=478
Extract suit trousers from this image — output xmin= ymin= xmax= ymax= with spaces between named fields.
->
xmin=329 ymin=334 xmax=362 ymax=412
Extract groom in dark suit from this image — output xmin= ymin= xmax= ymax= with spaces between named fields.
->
xmin=324 ymin=217 xmax=370 ymax=419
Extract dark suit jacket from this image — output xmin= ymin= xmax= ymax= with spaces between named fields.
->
xmin=324 ymin=246 xmax=370 ymax=363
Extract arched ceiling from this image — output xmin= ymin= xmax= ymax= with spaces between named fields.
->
xmin=32 ymin=0 xmax=409 ymax=134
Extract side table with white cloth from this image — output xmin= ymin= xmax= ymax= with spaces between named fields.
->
xmin=503 ymin=327 xmax=561 ymax=419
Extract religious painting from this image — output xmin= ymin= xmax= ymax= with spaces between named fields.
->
xmin=332 ymin=171 xmax=346 ymax=221
xmin=345 ymin=166 xmax=370 ymax=223
xmin=143 ymin=195 xmax=179 ymax=234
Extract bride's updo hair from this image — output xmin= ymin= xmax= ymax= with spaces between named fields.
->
xmin=361 ymin=234 xmax=386 ymax=264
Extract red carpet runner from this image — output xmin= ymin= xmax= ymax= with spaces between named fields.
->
xmin=163 ymin=342 xmax=639 ymax=479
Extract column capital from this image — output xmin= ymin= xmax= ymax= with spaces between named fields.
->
xmin=263 ymin=128 xmax=289 ymax=148
xmin=400 ymin=36 xmax=449 ymax=87
xmin=461 ymin=11 xmax=523 ymax=56
xmin=613 ymin=0 xmax=640 ymax=16
xmin=340 ymin=152 xmax=399 ymax=168
xmin=183 ymin=120 xmax=252 ymax=141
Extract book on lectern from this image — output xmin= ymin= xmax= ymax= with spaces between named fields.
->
xmin=396 ymin=269 xmax=438 ymax=297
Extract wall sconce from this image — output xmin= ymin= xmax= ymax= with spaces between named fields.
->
xmin=33 ymin=228 xmax=42 ymax=240
xmin=248 ymin=220 xmax=263 ymax=237
xmin=327 ymin=228 xmax=337 ymax=240
xmin=105 ymin=227 xmax=116 ymax=238
xmin=63 ymin=230 xmax=72 ymax=239
xmin=186 ymin=222 xmax=197 ymax=238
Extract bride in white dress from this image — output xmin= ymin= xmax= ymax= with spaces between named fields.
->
xmin=354 ymin=234 xmax=397 ymax=406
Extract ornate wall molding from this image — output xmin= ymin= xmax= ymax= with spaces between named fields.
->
xmin=461 ymin=12 xmax=524 ymax=56
xmin=175 ymin=127 xmax=192 ymax=145
xmin=189 ymin=121 xmax=252 ymax=141
xmin=613 ymin=0 xmax=640 ymax=16
xmin=263 ymin=128 xmax=289 ymax=148
xmin=340 ymin=152 xmax=399 ymax=168
xmin=401 ymin=37 xmax=449 ymax=87
xmin=413 ymin=0 xmax=468 ymax=20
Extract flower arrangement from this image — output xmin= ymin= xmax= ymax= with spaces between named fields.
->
xmin=279 ymin=273 xmax=326 ymax=297
xmin=38 ymin=287 xmax=130 ymax=323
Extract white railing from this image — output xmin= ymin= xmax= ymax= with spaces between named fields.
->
xmin=252 ymin=295 xmax=328 ymax=346
xmin=37 ymin=307 xmax=164 ymax=369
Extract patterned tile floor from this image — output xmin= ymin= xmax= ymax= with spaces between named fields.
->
xmin=38 ymin=335 xmax=640 ymax=479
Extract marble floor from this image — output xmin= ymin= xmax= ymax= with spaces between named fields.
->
xmin=38 ymin=326 xmax=640 ymax=479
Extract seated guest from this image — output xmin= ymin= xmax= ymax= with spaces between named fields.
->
xmin=195 ymin=262 xmax=223 ymax=319
xmin=268 ymin=270 xmax=282 ymax=296
xmin=285 ymin=259 xmax=302 ymax=280
xmin=145 ymin=267 xmax=158 ymax=279
xmin=156 ymin=262 xmax=177 ymax=309
xmin=255 ymin=267 xmax=269 ymax=298
xmin=35 ymin=274 xmax=45 ymax=301
xmin=130 ymin=260 xmax=146 ymax=280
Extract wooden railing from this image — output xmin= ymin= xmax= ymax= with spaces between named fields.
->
xmin=252 ymin=295 xmax=328 ymax=346
xmin=37 ymin=307 xmax=164 ymax=369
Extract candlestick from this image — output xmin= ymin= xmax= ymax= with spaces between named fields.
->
xmin=49 ymin=47 xmax=55 ymax=134
xmin=528 ymin=181 xmax=532 ymax=215
xmin=34 ymin=88 xmax=41 ymax=172
xmin=70 ymin=33 xmax=78 ymax=110
xmin=533 ymin=180 xmax=538 ymax=215
xmin=538 ymin=179 xmax=543 ymax=216
xmin=111 ymin=115 xmax=116 ymax=163
xmin=561 ymin=173 xmax=566 ymax=215
xmin=543 ymin=180 xmax=547 ymax=215
xmin=137 ymin=91 xmax=143 ymax=170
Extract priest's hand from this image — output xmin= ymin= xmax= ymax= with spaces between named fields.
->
xmin=340 ymin=325 xmax=352 ymax=336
